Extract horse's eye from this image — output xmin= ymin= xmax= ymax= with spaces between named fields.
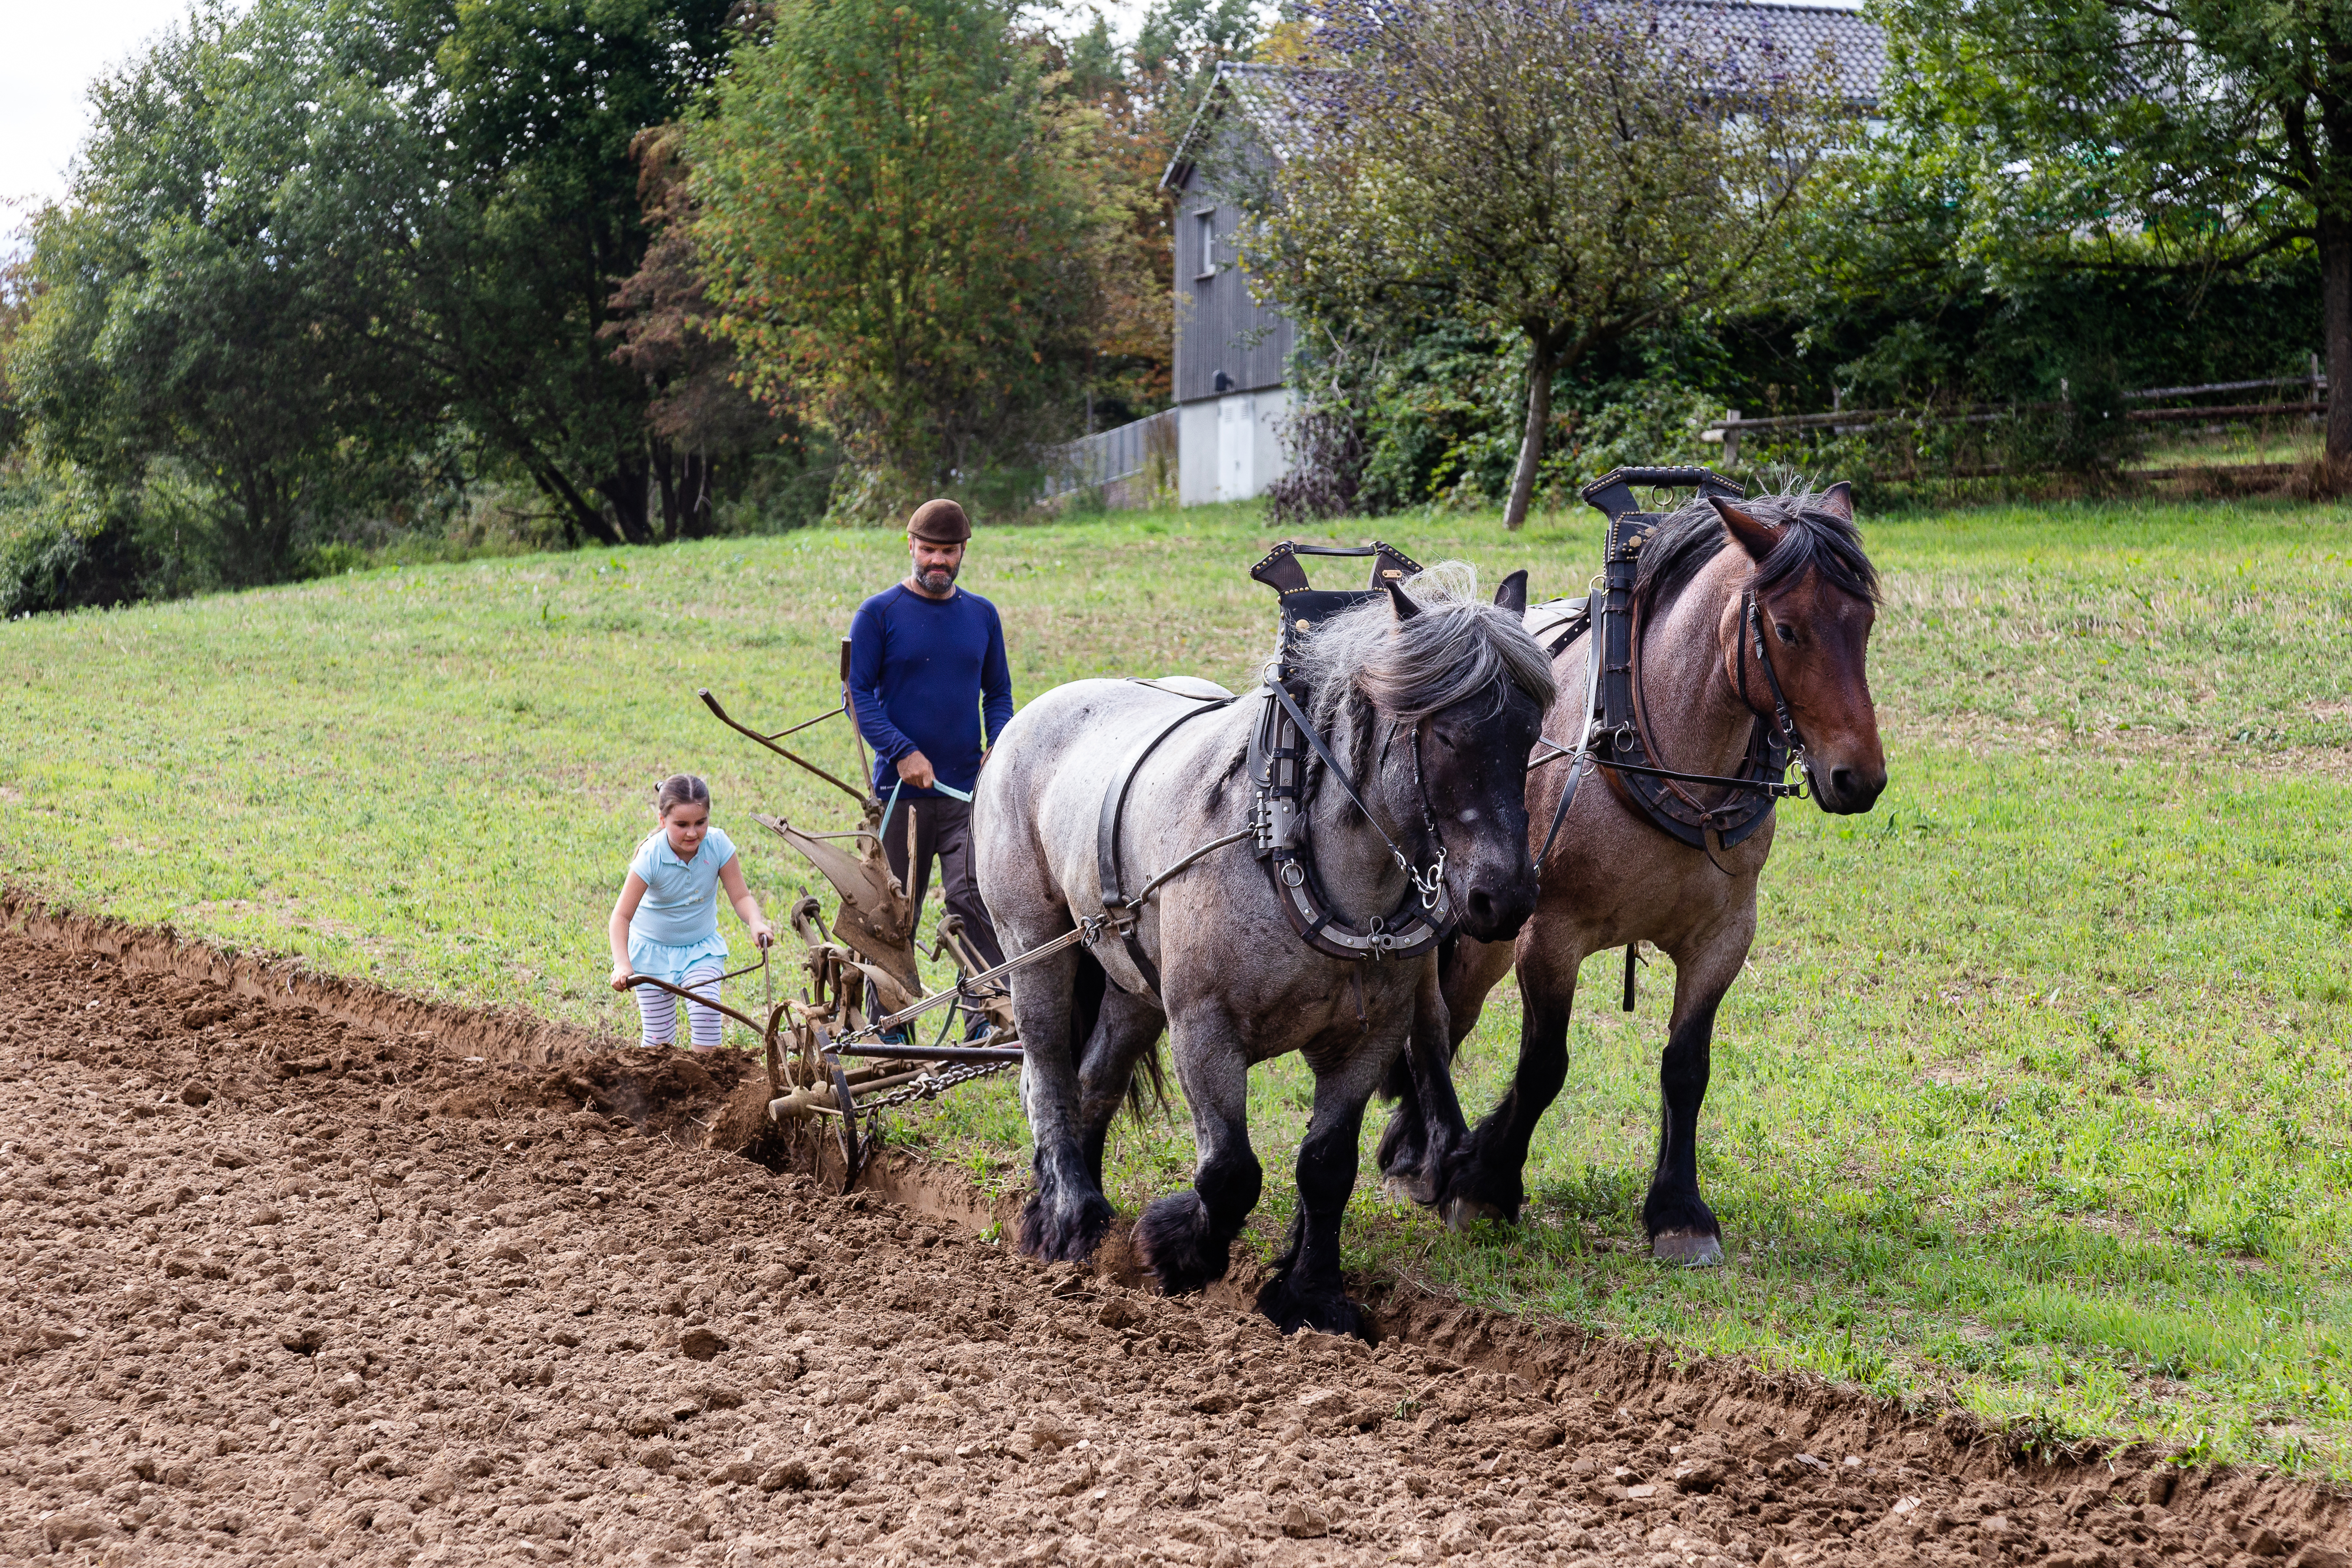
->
xmin=1774 ymin=623 xmax=1797 ymax=646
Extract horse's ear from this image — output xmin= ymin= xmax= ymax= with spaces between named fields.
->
xmin=1386 ymin=580 xmax=1422 ymax=620
xmin=1709 ymin=496 xmax=1777 ymax=562
xmin=1493 ymin=569 xmax=1528 ymax=615
xmin=1814 ymin=481 xmax=1854 ymax=522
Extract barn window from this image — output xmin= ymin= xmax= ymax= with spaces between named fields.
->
xmin=1194 ymin=209 xmax=1218 ymax=280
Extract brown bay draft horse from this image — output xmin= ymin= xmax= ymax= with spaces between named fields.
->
xmin=1379 ymin=484 xmax=1886 ymax=1262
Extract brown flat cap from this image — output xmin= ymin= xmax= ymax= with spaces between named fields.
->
xmin=906 ymin=498 xmax=971 ymax=543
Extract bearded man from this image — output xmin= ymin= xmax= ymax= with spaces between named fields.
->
xmin=846 ymin=498 xmax=1013 ymax=992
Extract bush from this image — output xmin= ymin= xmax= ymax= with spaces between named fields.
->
xmin=0 ymin=470 xmax=147 ymax=617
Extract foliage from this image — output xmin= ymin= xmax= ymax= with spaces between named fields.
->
xmin=687 ymin=0 xmax=1136 ymax=516
xmin=1873 ymin=0 xmax=2352 ymax=467
xmin=1048 ymin=0 xmax=1262 ymax=430
xmin=4 ymin=0 xmax=740 ymax=600
xmin=9 ymin=1 xmax=440 ymax=586
xmin=1286 ymin=319 xmax=1723 ymax=516
xmin=602 ymin=123 xmax=824 ymax=538
xmin=1242 ymin=0 xmax=1842 ymax=528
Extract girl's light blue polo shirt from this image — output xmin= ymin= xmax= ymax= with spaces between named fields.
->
xmin=628 ymin=827 xmax=737 ymax=948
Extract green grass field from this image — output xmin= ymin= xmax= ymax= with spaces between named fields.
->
xmin=5 ymin=497 xmax=2351 ymax=1472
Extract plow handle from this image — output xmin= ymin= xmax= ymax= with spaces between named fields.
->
xmin=698 ymin=688 xmax=867 ymax=803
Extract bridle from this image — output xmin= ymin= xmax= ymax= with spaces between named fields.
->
xmin=1738 ymin=587 xmax=1810 ymax=770
xmin=1093 ymin=540 xmax=1463 ymax=999
xmin=1253 ymin=660 xmax=1456 ymax=962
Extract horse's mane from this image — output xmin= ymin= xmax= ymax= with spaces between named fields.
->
xmin=1295 ymin=561 xmax=1558 ymax=732
xmin=1633 ymin=489 xmax=1878 ymax=622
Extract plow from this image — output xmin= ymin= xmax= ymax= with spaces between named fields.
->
xmin=619 ymin=642 xmax=1054 ymax=1187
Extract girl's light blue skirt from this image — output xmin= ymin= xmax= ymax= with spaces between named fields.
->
xmin=628 ymin=929 xmax=730 ymax=986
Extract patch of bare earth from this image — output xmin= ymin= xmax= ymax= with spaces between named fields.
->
xmin=3 ymin=898 xmax=2351 ymax=1566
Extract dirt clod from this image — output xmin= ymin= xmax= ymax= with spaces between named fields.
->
xmin=5 ymin=904 xmax=2352 ymax=1566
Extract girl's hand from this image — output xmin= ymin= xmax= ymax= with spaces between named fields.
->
xmin=751 ymin=923 xmax=774 ymax=949
xmin=609 ymin=965 xmax=633 ymax=993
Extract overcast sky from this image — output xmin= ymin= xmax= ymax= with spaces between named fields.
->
xmin=3 ymin=0 xmax=203 ymax=212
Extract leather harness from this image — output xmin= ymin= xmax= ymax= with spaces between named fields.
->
xmin=1091 ymin=541 xmax=1455 ymax=1002
xmin=1532 ymin=466 xmax=1810 ymax=863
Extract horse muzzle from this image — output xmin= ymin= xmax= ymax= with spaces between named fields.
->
xmin=1456 ymin=871 xmax=1539 ymax=943
xmin=1812 ymin=758 xmax=1886 ymax=815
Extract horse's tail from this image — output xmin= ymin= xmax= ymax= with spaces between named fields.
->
xmin=1072 ymin=945 xmax=1171 ymax=1124
xmin=1125 ymin=1041 xmax=1170 ymax=1123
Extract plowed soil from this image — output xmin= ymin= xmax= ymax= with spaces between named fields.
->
xmin=4 ymin=903 xmax=2350 ymax=1567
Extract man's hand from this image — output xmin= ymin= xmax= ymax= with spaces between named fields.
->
xmin=896 ymin=751 xmax=937 ymax=790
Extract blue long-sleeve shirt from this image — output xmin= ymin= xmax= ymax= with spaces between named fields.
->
xmin=847 ymin=584 xmax=1015 ymax=798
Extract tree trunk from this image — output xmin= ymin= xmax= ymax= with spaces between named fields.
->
xmin=1504 ymin=333 xmax=1558 ymax=532
xmin=678 ymin=451 xmax=716 ymax=537
xmin=653 ymin=440 xmax=681 ymax=536
xmin=595 ymin=452 xmax=657 ymax=546
xmin=524 ymin=456 xmax=622 ymax=547
xmin=2324 ymin=207 xmax=2352 ymax=479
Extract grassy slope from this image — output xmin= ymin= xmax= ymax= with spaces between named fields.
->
xmin=6 ymin=498 xmax=2351 ymax=1469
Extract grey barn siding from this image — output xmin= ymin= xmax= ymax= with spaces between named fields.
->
xmin=1169 ymin=175 xmax=1292 ymax=406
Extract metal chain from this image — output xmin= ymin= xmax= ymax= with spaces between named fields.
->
xmin=859 ymin=1056 xmax=1021 ymax=1114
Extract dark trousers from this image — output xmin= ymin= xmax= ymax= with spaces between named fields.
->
xmin=881 ymin=796 xmax=1006 ymax=972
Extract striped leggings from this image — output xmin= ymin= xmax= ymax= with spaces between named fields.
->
xmin=635 ymin=960 xmax=725 ymax=1050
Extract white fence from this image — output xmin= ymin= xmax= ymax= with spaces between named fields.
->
xmin=1042 ymin=408 xmax=1178 ymax=502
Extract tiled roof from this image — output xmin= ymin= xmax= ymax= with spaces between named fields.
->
xmin=1160 ymin=2 xmax=1887 ymax=191
xmin=1661 ymin=1 xmax=1886 ymax=107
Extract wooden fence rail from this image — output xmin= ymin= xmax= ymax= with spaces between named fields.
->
xmin=1702 ymin=371 xmax=2329 ymax=466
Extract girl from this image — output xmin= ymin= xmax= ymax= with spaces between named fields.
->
xmin=607 ymin=774 xmax=772 ymax=1050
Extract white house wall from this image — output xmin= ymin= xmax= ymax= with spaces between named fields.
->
xmin=1178 ymin=388 xmax=1290 ymax=506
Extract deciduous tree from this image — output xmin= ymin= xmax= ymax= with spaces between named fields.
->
xmin=687 ymin=0 xmax=1126 ymax=510
xmin=1242 ymin=0 xmax=1840 ymax=528
xmin=10 ymin=0 xmax=738 ymax=576
xmin=1880 ymin=0 xmax=2352 ymax=475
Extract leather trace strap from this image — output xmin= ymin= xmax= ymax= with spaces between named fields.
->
xmin=1095 ymin=682 xmax=1239 ymax=998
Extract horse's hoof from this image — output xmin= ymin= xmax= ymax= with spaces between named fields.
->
xmin=1441 ymin=1196 xmax=1509 ymax=1232
xmin=1381 ymin=1172 xmax=1437 ymax=1208
xmin=1651 ymin=1230 xmax=1724 ymax=1267
xmin=1018 ymin=1192 xmax=1113 ymax=1263
xmin=1255 ymin=1274 xmax=1371 ymax=1342
xmin=1134 ymin=1191 xmax=1233 ymax=1294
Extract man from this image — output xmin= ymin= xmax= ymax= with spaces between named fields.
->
xmin=847 ymin=499 xmax=1013 ymax=1019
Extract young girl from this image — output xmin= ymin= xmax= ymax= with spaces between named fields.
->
xmin=607 ymin=774 xmax=772 ymax=1050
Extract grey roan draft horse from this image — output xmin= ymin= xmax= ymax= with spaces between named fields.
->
xmin=1381 ymin=486 xmax=1887 ymax=1262
xmin=974 ymin=565 xmax=1554 ymax=1335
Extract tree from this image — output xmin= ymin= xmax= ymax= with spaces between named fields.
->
xmin=9 ymin=2 xmax=436 ymax=585
xmin=687 ymin=0 xmax=1128 ymax=508
xmin=602 ymin=124 xmax=789 ymax=537
xmin=1047 ymin=1 xmax=1263 ymax=426
xmin=10 ymin=0 xmax=739 ymax=579
xmin=1240 ymin=0 xmax=1842 ymax=529
xmin=1878 ymin=0 xmax=2352 ymax=474
xmin=372 ymin=0 xmax=739 ymax=541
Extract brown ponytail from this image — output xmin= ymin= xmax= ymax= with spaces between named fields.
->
xmin=654 ymin=774 xmax=712 ymax=817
